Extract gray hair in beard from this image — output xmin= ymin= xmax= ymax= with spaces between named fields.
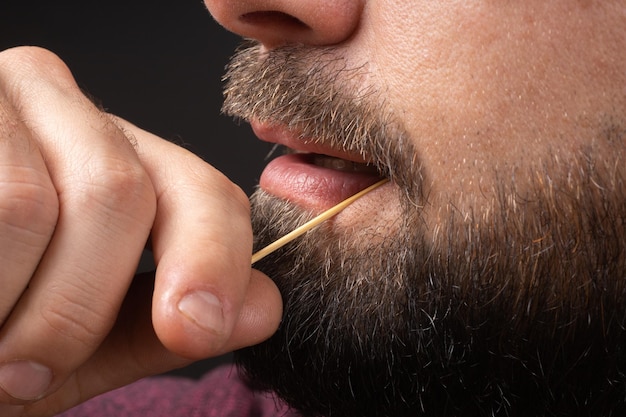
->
xmin=243 ymin=161 xmax=626 ymax=417
xmin=222 ymin=42 xmax=626 ymax=416
xmin=221 ymin=41 xmax=423 ymax=204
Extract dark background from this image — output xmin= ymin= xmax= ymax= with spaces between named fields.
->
xmin=1 ymin=0 xmax=272 ymax=377
xmin=0 ymin=0 xmax=271 ymax=195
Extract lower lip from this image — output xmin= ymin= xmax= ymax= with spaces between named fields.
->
xmin=259 ymin=153 xmax=383 ymax=211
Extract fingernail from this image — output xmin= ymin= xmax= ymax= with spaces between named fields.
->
xmin=0 ymin=404 xmax=24 ymax=417
xmin=178 ymin=291 xmax=225 ymax=335
xmin=0 ymin=361 xmax=52 ymax=401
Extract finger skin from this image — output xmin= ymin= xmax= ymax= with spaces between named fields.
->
xmin=0 ymin=102 xmax=58 ymax=324
xmin=228 ymin=269 xmax=283 ymax=352
xmin=116 ymin=120 xmax=283 ymax=359
xmin=21 ymin=124 xmax=284 ymax=416
xmin=0 ymin=47 xmax=156 ymax=404
xmin=0 ymin=47 xmax=283 ymax=416
xmin=24 ymin=269 xmax=282 ymax=417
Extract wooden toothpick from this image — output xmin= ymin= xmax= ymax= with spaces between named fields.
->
xmin=251 ymin=179 xmax=389 ymax=265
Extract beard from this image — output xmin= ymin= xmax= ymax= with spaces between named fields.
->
xmin=222 ymin=42 xmax=626 ymax=416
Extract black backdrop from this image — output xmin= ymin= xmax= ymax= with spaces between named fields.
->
xmin=0 ymin=0 xmax=271 ymax=195
xmin=1 ymin=0 xmax=272 ymax=377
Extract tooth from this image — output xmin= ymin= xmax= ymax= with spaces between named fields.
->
xmin=312 ymin=155 xmax=379 ymax=173
xmin=328 ymin=159 xmax=350 ymax=170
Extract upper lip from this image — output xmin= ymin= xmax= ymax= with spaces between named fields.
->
xmin=250 ymin=119 xmax=374 ymax=165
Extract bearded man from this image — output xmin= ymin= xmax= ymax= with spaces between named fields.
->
xmin=0 ymin=1 xmax=625 ymax=417
xmin=212 ymin=1 xmax=626 ymax=415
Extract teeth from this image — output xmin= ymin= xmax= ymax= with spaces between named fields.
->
xmin=312 ymin=154 xmax=379 ymax=174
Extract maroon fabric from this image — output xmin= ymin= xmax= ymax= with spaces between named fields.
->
xmin=58 ymin=365 xmax=300 ymax=417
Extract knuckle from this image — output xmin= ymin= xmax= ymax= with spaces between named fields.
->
xmin=0 ymin=165 xmax=59 ymax=240
xmin=68 ymin=156 xmax=154 ymax=217
xmin=0 ymin=47 xmax=75 ymax=95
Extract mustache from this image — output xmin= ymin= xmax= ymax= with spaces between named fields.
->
xmin=221 ymin=41 xmax=424 ymax=204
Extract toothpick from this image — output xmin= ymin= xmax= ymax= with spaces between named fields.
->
xmin=251 ymin=179 xmax=389 ymax=265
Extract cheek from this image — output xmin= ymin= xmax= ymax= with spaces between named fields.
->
xmin=360 ymin=1 xmax=626 ymax=207
xmin=356 ymin=13 xmax=516 ymax=207
xmin=361 ymin=3 xmax=524 ymax=186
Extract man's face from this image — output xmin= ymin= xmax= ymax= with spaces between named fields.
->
xmin=207 ymin=1 xmax=626 ymax=416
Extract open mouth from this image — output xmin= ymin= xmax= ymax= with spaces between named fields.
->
xmin=260 ymin=146 xmax=386 ymax=210
xmin=279 ymin=147 xmax=382 ymax=176
xmin=252 ymin=121 xmax=388 ymax=210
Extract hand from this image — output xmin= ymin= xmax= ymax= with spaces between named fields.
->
xmin=0 ymin=47 xmax=282 ymax=417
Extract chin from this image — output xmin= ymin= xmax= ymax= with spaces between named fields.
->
xmin=236 ymin=160 xmax=626 ymax=417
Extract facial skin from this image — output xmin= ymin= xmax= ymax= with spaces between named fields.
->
xmin=207 ymin=1 xmax=626 ymax=416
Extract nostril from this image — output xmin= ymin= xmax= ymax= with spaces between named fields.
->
xmin=240 ymin=11 xmax=311 ymax=32
xmin=207 ymin=0 xmax=364 ymax=48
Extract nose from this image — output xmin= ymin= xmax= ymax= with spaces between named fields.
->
xmin=205 ymin=0 xmax=364 ymax=49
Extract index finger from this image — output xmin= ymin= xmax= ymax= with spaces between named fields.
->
xmin=117 ymin=119 xmax=282 ymax=359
